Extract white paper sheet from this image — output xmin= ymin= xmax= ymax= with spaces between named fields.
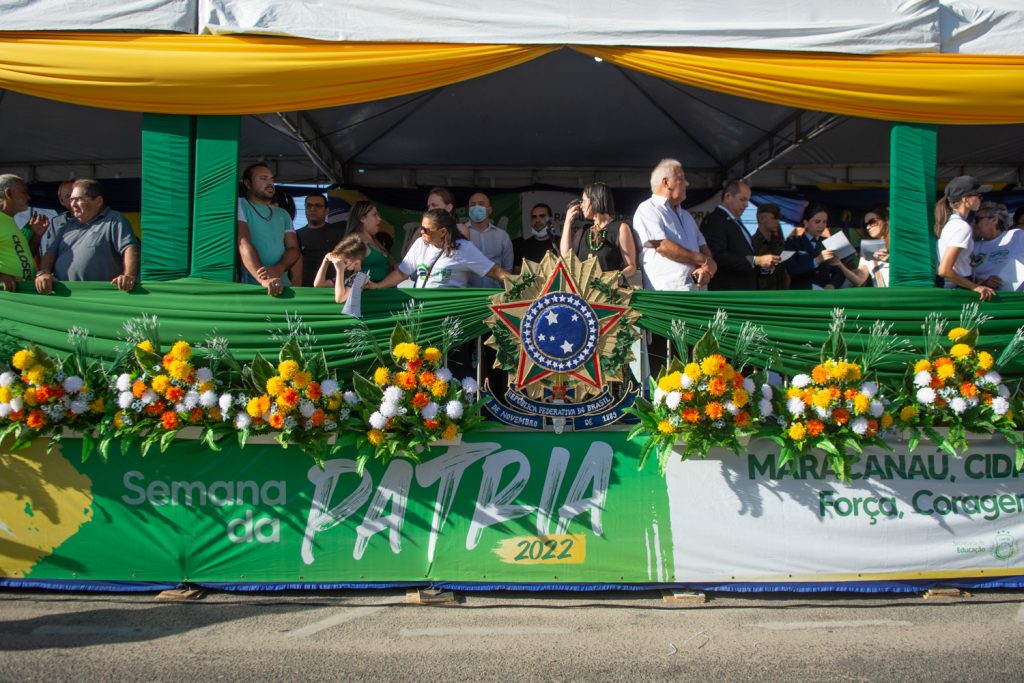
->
xmin=860 ymin=239 xmax=886 ymax=261
xmin=823 ymin=232 xmax=855 ymax=260
xmin=779 ymin=250 xmax=795 ymax=262
xmin=342 ymin=271 xmax=369 ymax=318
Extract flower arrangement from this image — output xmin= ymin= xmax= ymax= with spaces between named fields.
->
xmin=626 ymin=311 xmax=774 ymax=472
xmin=239 ymin=326 xmax=346 ymax=465
xmin=106 ymin=314 xmax=242 ymax=458
xmin=893 ymin=306 xmax=1024 ymax=465
xmin=0 ymin=329 xmax=106 ymax=455
xmin=769 ymin=310 xmax=900 ymax=481
xmin=348 ymin=304 xmax=483 ymax=472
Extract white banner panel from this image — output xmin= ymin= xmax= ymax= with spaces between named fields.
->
xmin=667 ymin=434 xmax=1024 ymax=582
xmin=0 ymin=0 xmax=196 ymax=32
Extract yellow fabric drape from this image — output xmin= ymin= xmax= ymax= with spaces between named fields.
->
xmin=575 ymin=46 xmax=1024 ymax=125
xmin=0 ymin=33 xmax=556 ymax=114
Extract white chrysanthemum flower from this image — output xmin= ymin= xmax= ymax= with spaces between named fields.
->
xmin=369 ymin=411 xmax=387 ymax=429
xmin=851 ymin=417 xmax=869 ymax=435
xmin=383 ymin=386 xmax=404 ymax=403
xmin=320 ymin=379 xmax=340 ymax=396
xmin=343 ymin=391 xmax=360 ymax=406
xmin=299 ymin=399 xmax=315 ymax=418
xmin=219 ymin=393 xmax=234 ymax=412
xmin=183 ymin=391 xmax=201 ymax=410
xmin=950 ymin=397 xmax=968 ymax=414
xmin=234 ymin=413 xmax=251 ymax=429
xmin=760 ymin=384 xmax=774 ymax=401
xmin=118 ymin=391 xmax=134 ymax=409
xmin=680 ymin=373 xmax=694 ymax=390
xmin=916 ymin=387 xmax=936 ymax=404
xmin=380 ymin=401 xmax=400 ymax=418
xmin=436 ymin=368 xmax=453 ymax=382
xmin=195 ymin=367 xmax=214 ymax=383
xmin=724 ymin=401 xmax=740 ymax=416
xmin=652 ymin=388 xmax=667 ymax=405
xmin=174 ymin=402 xmax=186 ymax=413
xmin=0 ymin=371 xmax=16 ymax=387
xmin=69 ymin=400 xmax=88 ymax=415
xmin=792 ymin=374 xmax=811 ymax=389
xmin=914 ymin=371 xmax=932 ymax=387
xmin=980 ymin=371 xmax=1002 ymax=386
xmin=140 ymin=389 xmax=156 ymax=405
xmin=758 ymin=398 xmax=773 ymax=417
xmin=10 ymin=396 xmax=24 ymax=412
xmin=869 ymin=400 xmax=884 ymax=418
xmin=446 ymin=400 xmax=464 ymax=420
xmin=115 ymin=373 xmax=132 ymax=392
xmin=786 ymin=397 xmax=806 ymax=416
xmin=860 ymin=381 xmax=878 ymax=399
xmin=665 ymin=391 xmax=682 ymax=410
xmin=62 ymin=375 xmax=84 ymax=394
xmin=461 ymin=377 xmax=479 ymax=394
xmin=998 ymin=384 xmax=1011 ymax=399
xmin=992 ymin=396 xmax=1010 ymax=416
xmin=743 ymin=377 xmax=755 ymax=393
xmin=421 ymin=402 xmax=440 ymax=420
xmin=0 ymin=404 xmax=10 ymax=418
xmin=815 ymin=406 xmax=829 ymax=419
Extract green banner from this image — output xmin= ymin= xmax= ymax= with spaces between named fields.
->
xmin=1 ymin=432 xmax=674 ymax=584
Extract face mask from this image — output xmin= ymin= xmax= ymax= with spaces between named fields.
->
xmin=532 ymin=227 xmax=549 ymax=239
xmin=468 ymin=205 xmax=488 ymax=223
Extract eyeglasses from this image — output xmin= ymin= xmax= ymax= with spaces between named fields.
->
xmin=864 ymin=218 xmax=881 ymax=227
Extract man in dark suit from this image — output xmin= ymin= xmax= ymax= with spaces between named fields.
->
xmin=701 ymin=179 xmax=781 ymax=290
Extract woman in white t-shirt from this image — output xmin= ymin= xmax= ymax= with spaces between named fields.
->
xmin=371 ymin=208 xmax=511 ymax=289
xmin=972 ymin=201 xmax=1024 ymax=291
xmin=831 ymin=205 xmax=891 ymax=288
xmin=935 ymin=175 xmax=995 ymax=301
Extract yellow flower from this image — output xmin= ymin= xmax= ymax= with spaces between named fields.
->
xmin=12 ymin=349 xmax=34 ymax=370
xmin=24 ymin=365 xmax=47 ymax=386
xmin=786 ymin=387 xmax=803 ymax=400
xmin=949 ymin=343 xmax=972 ymax=360
xmin=90 ymin=397 xmax=105 ymax=413
xmin=813 ymin=389 xmax=833 ymax=409
xmin=393 ymin=342 xmax=421 ymax=361
xmin=423 ymin=347 xmax=442 ymax=364
xmin=373 ymin=367 xmax=390 ymax=386
xmin=199 ymin=381 xmax=215 ymax=393
xmin=720 ymin=364 xmax=736 ymax=381
xmin=657 ymin=419 xmax=676 ymax=435
xmin=880 ymin=412 xmax=894 ymax=429
xmin=899 ymin=405 xmax=918 ymax=422
xmin=368 ymin=428 xmax=386 ymax=446
xmin=700 ymin=355 xmax=723 ymax=376
xmin=936 ymin=363 xmax=955 ymax=380
xmin=0 ymin=386 xmax=10 ymax=402
xmin=136 ymin=340 xmax=155 ymax=353
xmin=327 ymin=396 xmax=342 ymax=410
xmin=948 ymin=327 xmax=969 ymax=342
xmin=168 ymin=359 xmax=192 ymax=381
xmin=788 ymin=422 xmax=806 ymax=441
xmin=852 ymin=393 xmax=870 ymax=414
xmin=431 ymin=380 xmax=449 ymax=398
xmin=292 ymin=371 xmax=312 ymax=389
xmin=170 ymin=340 xmax=192 ymax=361
xmin=151 ymin=375 xmax=171 ymax=395
xmin=657 ymin=371 xmax=682 ymax=393
xmin=913 ymin=359 xmax=932 ymax=373
xmin=843 ymin=362 xmax=862 ymax=381
xmin=113 ymin=411 xmax=126 ymax=428
xmin=266 ymin=375 xmax=286 ymax=397
xmin=732 ymin=388 xmax=750 ymax=408
xmin=977 ymin=351 xmax=994 ymax=371
xmin=442 ymin=423 xmax=459 ymax=440
xmin=246 ymin=397 xmax=263 ymax=418
xmin=683 ymin=363 xmax=701 ymax=381
xmin=278 ymin=360 xmax=299 ymax=381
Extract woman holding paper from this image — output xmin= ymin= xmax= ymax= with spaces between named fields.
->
xmin=784 ymin=204 xmax=844 ymax=289
xmin=972 ymin=202 xmax=1024 ymax=292
xmin=829 ymin=206 xmax=891 ymax=287
xmin=935 ymin=175 xmax=995 ymax=301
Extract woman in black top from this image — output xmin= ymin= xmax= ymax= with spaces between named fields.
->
xmin=559 ymin=182 xmax=638 ymax=281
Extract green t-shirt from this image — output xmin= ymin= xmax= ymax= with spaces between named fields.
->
xmin=1 ymin=212 xmax=35 ymax=280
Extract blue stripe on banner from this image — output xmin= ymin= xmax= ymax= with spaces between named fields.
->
xmin=0 ymin=579 xmax=177 ymax=593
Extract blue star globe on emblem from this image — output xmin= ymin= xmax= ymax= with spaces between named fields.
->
xmin=521 ymin=292 xmax=599 ymax=373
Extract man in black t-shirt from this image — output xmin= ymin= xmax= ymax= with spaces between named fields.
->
xmin=514 ymin=202 xmax=559 ymax=272
xmin=295 ymin=194 xmax=345 ymax=287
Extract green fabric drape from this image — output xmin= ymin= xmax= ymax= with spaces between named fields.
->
xmin=140 ymin=114 xmax=194 ymax=281
xmin=190 ymin=116 xmax=241 ymax=282
xmin=2 ymin=282 xmax=1023 ymax=381
xmin=889 ymin=123 xmax=938 ymax=288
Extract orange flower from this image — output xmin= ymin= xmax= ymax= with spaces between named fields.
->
xmin=681 ymin=391 xmax=695 ymax=402
xmin=424 ymin=418 xmax=440 ymax=431
xmin=807 ymin=419 xmax=825 ymax=436
xmin=277 ymin=387 xmax=300 ymax=411
xmin=189 ymin=408 xmax=204 ymax=423
xmin=268 ymin=412 xmax=285 ymax=429
xmin=407 ymin=358 xmax=423 ymax=374
xmin=396 ymin=371 xmax=417 ymax=390
xmin=419 ymin=371 xmax=437 ymax=387
xmin=735 ymin=411 xmax=751 ymax=427
xmin=145 ymin=403 xmax=163 ymax=416
xmin=132 ymin=379 xmax=147 ymax=398
xmin=311 ymin=408 xmax=325 ymax=427
xmin=682 ymin=407 xmax=701 ymax=423
xmin=34 ymin=385 xmax=51 ymax=403
xmin=732 ymin=373 xmax=746 ymax=389
xmin=306 ymin=382 xmax=322 ymax=401
xmin=832 ymin=408 xmax=850 ymax=425
xmin=25 ymin=409 xmax=46 ymax=429
xmin=811 ymin=366 xmax=830 ymax=384
xmin=829 ymin=386 xmax=842 ymax=400
xmin=960 ymin=382 xmax=978 ymax=399
xmin=930 ymin=377 xmax=945 ymax=390
xmin=8 ymin=409 xmax=24 ymax=422
xmin=412 ymin=392 xmax=430 ymax=409
xmin=162 ymin=352 xmax=176 ymax=368
xmin=257 ymin=395 xmax=272 ymax=415
xmin=707 ymin=377 xmax=727 ymax=397
xmin=866 ymin=419 xmax=879 ymax=436
xmin=161 ymin=411 xmax=178 ymax=430
xmin=705 ymin=401 xmax=724 ymax=420
xmin=844 ymin=388 xmax=859 ymax=401
xmin=165 ymin=386 xmax=185 ymax=402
